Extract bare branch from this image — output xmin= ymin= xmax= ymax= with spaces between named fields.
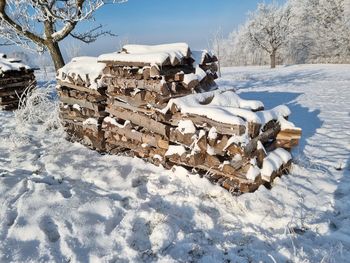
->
xmin=70 ymin=24 xmax=117 ymax=44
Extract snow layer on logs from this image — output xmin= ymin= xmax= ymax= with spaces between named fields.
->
xmin=278 ymin=116 xmax=302 ymax=131
xmin=260 ymin=148 xmax=291 ymax=181
xmin=57 ymin=57 xmax=106 ymax=90
xmin=161 ymin=89 xmax=293 ymax=127
xmin=161 ymin=89 xmax=264 ymax=125
xmin=176 ymin=120 xmax=196 ymax=134
xmin=256 ymin=105 xmax=291 ymax=124
xmin=99 ymin=43 xmax=191 ymax=67
xmin=165 ymin=145 xmax=187 ymax=156
xmin=122 ymin=43 xmax=190 ymax=58
xmin=191 ymin=50 xmax=211 ymax=65
xmin=0 ymin=56 xmax=31 ymax=73
xmin=98 ymin=52 xmax=173 ymax=66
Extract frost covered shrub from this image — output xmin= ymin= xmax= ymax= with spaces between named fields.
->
xmin=15 ymin=84 xmax=62 ymax=132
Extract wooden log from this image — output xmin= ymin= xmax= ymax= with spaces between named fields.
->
xmin=0 ymin=88 xmax=27 ymax=97
xmin=106 ymin=105 xmax=170 ymax=138
xmin=0 ymin=80 xmax=33 ymax=89
xmin=0 ymin=96 xmax=20 ymax=104
xmin=276 ymin=128 xmax=302 ymax=149
xmin=0 ymin=75 xmax=35 ymax=87
xmin=59 ymin=96 xmax=105 ymax=112
xmin=169 ymin=128 xmax=195 ymax=146
xmin=105 ymin=136 xmax=167 ymax=161
xmin=143 ymin=67 xmax=151 ymax=79
xmin=244 ymin=123 xmax=281 ymax=156
xmin=101 ymin=56 xmax=173 ymax=68
xmin=182 ymin=78 xmax=199 ymax=90
xmin=57 ymin=80 xmax=106 ymax=96
xmin=102 ymin=119 xmax=169 ymax=149
xmin=169 ymin=113 xmax=246 ymax=136
xmin=103 ymin=76 xmax=170 ymax=96
xmin=150 ymin=65 xmax=161 ymax=78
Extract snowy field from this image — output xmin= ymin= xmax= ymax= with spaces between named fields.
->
xmin=0 ymin=64 xmax=349 ymax=262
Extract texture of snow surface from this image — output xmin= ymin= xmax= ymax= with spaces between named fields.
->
xmin=1 ymin=65 xmax=350 ymax=262
xmin=57 ymin=57 xmax=106 ymax=90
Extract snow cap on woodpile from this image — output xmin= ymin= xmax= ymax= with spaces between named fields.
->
xmin=0 ymin=54 xmax=31 ymax=73
xmin=191 ymin=50 xmax=218 ymax=66
xmin=57 ymin=56 xmax=106 ymax=90
xmin=161 ymin=88 xmax=292 ymax=127
xmin=161 ymin=88 xmax=265 ymax=125
xmin=98 ymin=43 xmax=191 ymax=67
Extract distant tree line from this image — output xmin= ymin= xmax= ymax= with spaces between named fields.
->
xmin=215 ymin=0 xmax=350 ymax=68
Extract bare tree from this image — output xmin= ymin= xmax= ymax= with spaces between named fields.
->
xmin=0 ymin=0 xmax=126 ymax=70
xmin=247 ymin=3 xmax=292 ymax=68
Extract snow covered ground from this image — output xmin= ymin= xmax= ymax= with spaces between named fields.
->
xmin=0 ymin=64 xmax=349 ymax=262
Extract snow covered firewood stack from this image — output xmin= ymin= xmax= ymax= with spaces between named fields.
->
xmin=98 ymin=43 xmax=219 ymax=157
xmin=96 ymin=43 xmax=301 ymax=193
xmin=56 ymin=43 xmax=302 ymax=193
xmin=99 ymin=43 xmax=218 ymax=110
xmin=56 ymin=57 xmax=108 ymax=151
xmin=0 ymin=54 xmax=36 ymax=110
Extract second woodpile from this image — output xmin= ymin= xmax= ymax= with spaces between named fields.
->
xmin=57 ymin=43 xmax=302 ymax=194
xmin=0 ymin=54 xmax=36 ymax=110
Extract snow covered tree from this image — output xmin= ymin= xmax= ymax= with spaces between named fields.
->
xmin=0 ymin=0 xmax=126 ymax=70
xmin=209 ymin=28 xmax=224 ymax=76
xmin=307 ymin=0 xmax=350 ymax=63
xmin=247 ymin=3 xmax=293 ymax=68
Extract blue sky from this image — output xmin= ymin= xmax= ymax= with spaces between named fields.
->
xmin=3 ymin=0 xmax=285 ymax=59
xmin=72 ymin=0 xmax=285 ymax=56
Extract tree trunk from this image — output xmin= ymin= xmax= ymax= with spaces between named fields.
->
xmin=270 ymin=50 xmax=276 ymax=69
xmin=47 ymin=41 xmax=65 ymax=71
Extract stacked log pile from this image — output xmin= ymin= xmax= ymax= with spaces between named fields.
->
xmin=0 ymin=54 xmax=36 ymax=110
xmin=57 ymin=43 xmax=302 ymax=193
xmin=99 ymin=43 xmax=218 ymax=110
xmin=98 ymin=43 xmax=301 ymax=193
xmin=56 ymin=57 xmax=108 ymax=151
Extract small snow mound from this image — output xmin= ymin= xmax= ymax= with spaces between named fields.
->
xmin=150 ymin=223 xmax=175 ymax=252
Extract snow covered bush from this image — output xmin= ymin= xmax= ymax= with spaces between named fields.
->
xmin=15 ymin=84 xmax=62 ymax=132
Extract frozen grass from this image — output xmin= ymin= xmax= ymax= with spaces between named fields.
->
xmin=15 ymin=84 xmax=62 ymax=132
